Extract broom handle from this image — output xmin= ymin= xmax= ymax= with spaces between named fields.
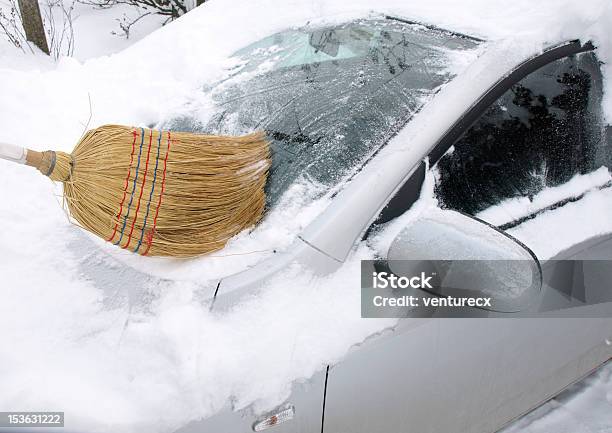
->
xmin=0 ymin=142 xmax=27 ymax=164
xmin=0 ymin=142 xmax=44 ymax=168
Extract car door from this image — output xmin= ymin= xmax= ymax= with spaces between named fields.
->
xmin=428 ymin=45 xmax=612 ymax=432
xmin=322 ymin=44 xmax=612 ymax=433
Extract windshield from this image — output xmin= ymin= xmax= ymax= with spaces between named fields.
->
xmin=169 ymin=18 xmax=482 ymax=204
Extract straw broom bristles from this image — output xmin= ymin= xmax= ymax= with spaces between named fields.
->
xmin=30 ymin=125 xmax=270 ymax=257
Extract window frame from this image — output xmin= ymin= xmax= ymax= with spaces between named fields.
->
xmin=369 ymin=39 xmax=597 ymax=232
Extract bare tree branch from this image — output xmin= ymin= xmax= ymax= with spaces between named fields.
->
xmin=0 ymin=0 xmax=33 ymax=52
xmin=78 ymin=0 xmax=203 ymax=38
xmin=42 ymin=0 xmax=75 ymax=58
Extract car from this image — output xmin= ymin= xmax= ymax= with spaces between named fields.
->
xmin=144 ymin=14 xmax=612 ymax=433
xmin=35 ymin=10 xmax=610 ymax=433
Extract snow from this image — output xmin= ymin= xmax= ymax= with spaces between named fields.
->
xmin=68 ymin=4 xmax=166 ymax=60
xmin=460 ymin=166 xmax=612 ymax=260
xmin=0 ymin=242 xmax=395 ymax=432
xmin=501 ymin=361 xmax=612 ymax=433
xmin=0 ymin=0 xmax=611 ymax=432
xmin=508 ymin=185 xmax=612 ymax=260
xmin=477 ymin=167 xmax=612 ymax=228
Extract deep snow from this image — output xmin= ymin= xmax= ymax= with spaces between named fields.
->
xmin=0 ymin=0 xmax=611 ymax=432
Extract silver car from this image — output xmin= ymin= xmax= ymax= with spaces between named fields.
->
xmin=156 ymin=16 xmax=612 ymax=433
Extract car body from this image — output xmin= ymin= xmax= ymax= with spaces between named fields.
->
xmin=161 ymin=13 xmax=612 ymax=433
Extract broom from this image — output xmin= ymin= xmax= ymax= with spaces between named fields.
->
xmin=0 ymin=125 xmax=270 ymax=257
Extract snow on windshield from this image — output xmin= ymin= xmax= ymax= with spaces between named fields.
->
xmin=169 ymin=18 xmax=481 ymax=205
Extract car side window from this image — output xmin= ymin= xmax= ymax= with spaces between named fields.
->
xmin=434 ymin=51 xmax=611 ymax=220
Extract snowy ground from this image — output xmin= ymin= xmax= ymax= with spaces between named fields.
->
xmin=67 ymin=3 xmax=166 ymax=60
xmin=0 ymin=0 xmax=611 ymax=432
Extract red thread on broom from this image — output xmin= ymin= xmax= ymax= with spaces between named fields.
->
xmin=123 ymin=128 xmax=154 ymax=249
xmin=142 ymin=131 xmax=171 ymax=256
xmin=144 ymin=228 xmax=155 ymax=250
xmin=108 ymin=129 xmax=139 ymax=242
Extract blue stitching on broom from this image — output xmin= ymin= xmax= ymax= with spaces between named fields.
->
xmin=134 ymin=129 xmax=162 ymax=254
xmin=108 ymin=129 xmax=138 ymax=242
xmin=115 ymin=127 xmax=145 ymax=246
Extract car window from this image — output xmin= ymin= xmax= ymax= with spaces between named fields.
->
xmin=167 ymin=18 xmax=481 ymax=205
xmin=434 ymin=51 xmax=611 ymax=231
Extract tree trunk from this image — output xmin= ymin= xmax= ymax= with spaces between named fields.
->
xmin=17 ymin=0 xmax=49 ymax=55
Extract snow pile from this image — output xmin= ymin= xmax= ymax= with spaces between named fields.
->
xmin=508 ymin=186 xmax=612 ymax=259
xmin=0 ymin=0 xmax=611 ymax=432
xmin=478 ymin=168 xmax=612 ymax=227
xmin=67 ymin=4 xmax=166 ymax=60
xmin=0 ymin=241 xmax=395 ymax=432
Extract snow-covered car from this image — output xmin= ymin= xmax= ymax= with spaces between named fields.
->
xmin=166 ymin=16 xmax=612 ymax=433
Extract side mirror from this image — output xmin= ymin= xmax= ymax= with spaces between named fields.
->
xmin=387 ymin=209 xmax=542 ymax=313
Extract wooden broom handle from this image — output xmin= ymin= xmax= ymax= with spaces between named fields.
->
xmin=25 ymin=149 xmax=45 ymax=168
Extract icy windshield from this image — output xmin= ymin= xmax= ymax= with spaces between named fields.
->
xmin=170 ymin=18 xmax=481 ymax=204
